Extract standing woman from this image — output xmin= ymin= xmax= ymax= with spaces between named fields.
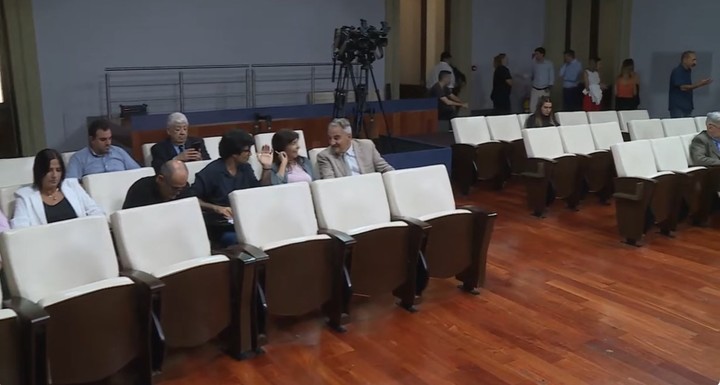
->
xmin=615 ymin=59 xmax=640 ymax=110
xmin=582 ymin=57 xmax=604 ymax=111
xmin=491 ymin=53 xmax=513 ymax=115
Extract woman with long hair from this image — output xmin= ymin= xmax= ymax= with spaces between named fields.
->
xmin=270 ymin=129 xmax=314 ymax=184
xmin=491 ymin=53 xmax=513 ymax=115
xmin=524 ymin=96 xmax=558 ymax=128
xmin=615 ymin=58 xmax=640 ymax=110
xmin=582 ymin=57 xmax=604 ymax=111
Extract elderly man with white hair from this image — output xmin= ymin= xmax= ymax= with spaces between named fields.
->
xmin=316 ymin=118 xmax=394 ymax=179
xmin=150 ymin=112 xmax=210 ymax=171
xmin=690 ymin=112 xmax=720 ymax=166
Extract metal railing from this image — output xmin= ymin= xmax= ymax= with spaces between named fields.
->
xmin=103 ymin=62 xmax=363 ymax=117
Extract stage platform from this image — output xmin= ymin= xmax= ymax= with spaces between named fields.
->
xmin=376 ymin=132 xmax=454 ymax=174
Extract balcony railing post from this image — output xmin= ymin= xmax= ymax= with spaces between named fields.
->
xmin=251 ymin=67 xmax=257 ymax=108
xmin=104 ymin=73 xmax=111 ymax=118
xmin=178 ymin=71 xmax=185 ymax=112
xmin=245 ymin=68 xmax=251 ymax=108
xmin=310 ymin=66 xmax=316 ymax=104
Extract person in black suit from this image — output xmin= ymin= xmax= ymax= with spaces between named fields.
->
xmin=150 ymin=112 xmax=210 ymax=171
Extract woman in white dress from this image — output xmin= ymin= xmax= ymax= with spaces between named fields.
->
xmin=582 ymin=57 xmax=605 ymax=111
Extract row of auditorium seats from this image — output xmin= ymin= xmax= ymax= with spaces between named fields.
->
xmin=555 ymin=109 xmax=651 ymax=133
xmin=0 ymin=165 xmax=496 ymax=385
xmin=610 ymin=138 xmax=718 ymax=245
xmin=627 ymin=117 xmax=707 ymax=141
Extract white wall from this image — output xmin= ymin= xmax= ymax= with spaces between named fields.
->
xmin=470 ymin=0 xmax=545 ymax=111
xmin=630 ymin=0 xmax=720 ymax=118
xmin=32 ymin=0 xmax=385 ymax=150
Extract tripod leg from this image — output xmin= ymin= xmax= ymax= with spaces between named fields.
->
xmin=346 ymin=67 xmax=364 ymax=138
xmin=368 ymin=65 xmax=394 ymax=151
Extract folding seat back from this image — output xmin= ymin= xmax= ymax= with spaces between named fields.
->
xmin=185 ymin=159 xmax=213 ymax=185
xmin=695 ymin=116 xmax=707 ymax=132
xmin=617 ymin=109 xmax=650 ymax=133
xmin=517 ymin=113 xmax=530 ymax=129
xmin=311 ymin=173 xmax=417 ymax=304
xmin=679 ymin=134 xmax=696 ymax=165
xmin=662 ymin=118 xmax=697 ymax=137
xmin=247 ymin=146 xmax=263 ymax=180
xmin=204 ymin=136 xmax=222 ymax=159
xmin=556 ymin=111 xmax=589 ymax=126
xmin=590 ymin=121 xmax=624 ymax=150
xmin=141 ymin=143 xmax=154 ymax=167
xmin=61 ymin=152 xmax=75 ymax=165
xmin=229 ymin=183 xmax=344 ymax=324
xmin=82 ymin=167 xmax=156 ymax=216
xmin=628 ymin=119 xmax=664 ymax=141
xmin=610 ymin=140 xmax=662 ymax=178
xmin=451 ymin=116 xmax=493 ymax=144
xmin=383 ymin=165 xmax=455 ymax=220
xmin=0 ymin=216 xmax=149 ymax=384
xmin=587 ymin=110 xmax=620 ymax=124
xmin=0 ymin=156 xmax=34 ymax=188
xmin=308 ymin=147 xmax=325 ymax=177
xmin=650 ymin=137 xmax=701 ymax=172
xmin=487 ymin=114 xmax=523 ymax=141
xmin=0 ymin=184 xmax=24 ymax=219
xmin=558 ymin=124 xmax=597 ymax=155
xmin=522 ymin=127 xmax=567 ymax=159
xmin=254 ymin=130 xmax=308 ymax=157
xmin=112 ymin=197 xmax=235 ymax=349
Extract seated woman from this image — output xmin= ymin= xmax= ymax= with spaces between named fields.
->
xmin=524 ymin=96 xmax=558 ymax=128
xmin=11 ymin=148 xmax=104 ymax=228
xmin=270 ymin=129 xmax=315 ymax=184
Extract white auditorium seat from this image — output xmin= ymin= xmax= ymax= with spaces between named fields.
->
xmin=617 ymin=110 xmax=650 ymax=133
xmin=203 ymin=136 xmax=222 ymax=159
xmin=62 ymin=151 xmax=76 ymax=165
xmin=185 ymin=159 xmax=212 ymax=185
xmin=589 ymin=121 xmax=624 ymax=150
xmin=661 ymin=118 xmax=697 ymax=137
xmin=82 ymin=167 xmax=155 ymax=216
xmin=587 ymin=111 xmax=620 ymax=125
xmin=0 ymin=156 xmax=35 ymax=188
xmin=558 ymin=124 xmax=614 ymax=200
xmin=695 ymin=116 xmax=707 ymax=132
xmin=522 ymin=126 xmax=580 ymax=215
xmin=247 ymin=146 xmax=263 ymax=180
xmin=112 ymin=197 xmax=250 ymax=352
xmin=486 ymin=114 xmax=526 ymax=174
xmin=451 ymin=116 xmax=505 ymax=192
xmin=516 ymin=113 xmax=530 ymax=128
xmin=628 ymin=119 xmax=664 ymax=141
xmin=311 ymin=173 xmax=420 ymax=309
xmin=649 ymin=137 xmax=704 ymax=174
xmin=556 ymin=111 xmax=589 ymax=126
xmin=229 ymin=183 xmax=348 ymax=328
xmin=382 ymin=165 xmax=497 ymax=291
xmin=678 ymin=134 xmax=696 ymax=165
xmin=0 ymin=184 xmax=24 ymax=219
xmin=253 ymin=130 xmax=308 ymax=158
xmin=308 ymin=148 xmax=325 ymax=178
xmin=0 ymin=216 xmax=152 ymax=384
xmin=141 ymin=143 xmax=154 ymax=167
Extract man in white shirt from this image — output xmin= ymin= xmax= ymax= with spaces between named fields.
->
xmin=427 ymin=52 xmax=455 ymax=91
xmin=530 ymin=47 xmax=555 ymax=111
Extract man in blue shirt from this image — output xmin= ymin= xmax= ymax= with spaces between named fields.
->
xmin=559 ymin=49 xmax=583 ymax=111
xmin=66 ymin=119 xmax=140 ymax=178
xmin=668 ymin=51 xmax=713 ymax=118
xmin=530 ymin=47 xmax=555 ymax=112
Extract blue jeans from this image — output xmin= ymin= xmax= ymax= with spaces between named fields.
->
xmin=670 ymin=108 xmax=692 ymax=118
xmin=218 ymin=231 xmax=238 ymax=247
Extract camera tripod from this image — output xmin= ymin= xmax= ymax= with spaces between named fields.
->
xmin=332 ymin=61 xmax=392 ymax=140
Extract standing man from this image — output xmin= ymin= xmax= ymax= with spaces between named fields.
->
xmin=427 ymin=51 xmax=455 ymax=92
xmin=430 ymin=70 xmax=469 ymax=122
xmin=150 ymin=112 xmax=210 ymax=172
xmin=669 ymin=51 xmax=713 ymax=118
xmin=559 ymin=50 xmax=583 ymax=111
xmin=530 ymin=47 xmax=555 ymax=112
xmin=66 ymin=119 xmax=140 ymax=179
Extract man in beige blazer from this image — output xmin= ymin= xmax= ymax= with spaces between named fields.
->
xmin=316 ymin=118 xmax=394 ymax=179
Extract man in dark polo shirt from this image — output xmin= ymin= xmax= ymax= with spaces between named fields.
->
xmin=669 ymin=51 xmax=713 ymax=118
xmin=430 ymin=70 xmax=468 ymax=122
xmin=123 ymin=160 xmax=193 ymax=209
xmin=192 ymin=129 xmax=273 ymax=247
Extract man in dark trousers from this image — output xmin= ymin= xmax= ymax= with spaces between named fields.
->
xmin=150 ymin=112 xmax=210 ymax=171
xmin=430 ymin=70 xmax=468 ymax=122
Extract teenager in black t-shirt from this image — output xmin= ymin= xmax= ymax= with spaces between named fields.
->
xmin=429 ymin=70 xmax=468 ymax=121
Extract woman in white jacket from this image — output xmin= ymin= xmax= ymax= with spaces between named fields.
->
xmin=11 ymin=149 xmax=104 ymax=228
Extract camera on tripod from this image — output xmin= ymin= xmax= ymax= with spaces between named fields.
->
xmin=333 ymin=19 xmax=391 ymax=65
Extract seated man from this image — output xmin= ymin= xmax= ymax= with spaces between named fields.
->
xmin=150 ymin=112 xmax=210 ymax=171
xmin=316 ymin=118 xmax=394 ymax=179
xmin=67 ymin=119 xmax=140 ymax=178
xmin=123 ymin=160 xmax=193 ymax=209
xmin=690 ymin=112 xmax=720 ymax=166
xmin=191 ymin=129 xmax=272 ymax=246
xmin=429 ymin=70 xmax=468 ymax=122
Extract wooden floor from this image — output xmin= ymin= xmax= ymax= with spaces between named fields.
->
xmin=151 ymin=180 xmax=720 ymax=385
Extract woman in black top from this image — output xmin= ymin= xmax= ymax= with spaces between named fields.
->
xmin=491 ymin=53 xmax=513 ymax=115
xmin=524 ymin=96 xmax=558 ymax=128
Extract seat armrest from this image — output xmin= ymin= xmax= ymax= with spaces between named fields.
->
xmin=391 ymin=215 xmax=431 ymax=231
xmin=457 ymin=205 xmax=499 ymax=218
xmin=4 ymin=297 xmax=49 ymax=385
xmin=522 ymin=157 xmax=556 ymax=178
xmin=4 ymin=297 xmax=49 ymax=324
xmin=217 ymin=243 xmax=270 ymax=264
xmin=613 ymin=176 xmax=657 ymax=202
xmin=318 ymin=228 xmax=356 ymax=245
xmin=121 ymin=270 xmax=165 ymax=292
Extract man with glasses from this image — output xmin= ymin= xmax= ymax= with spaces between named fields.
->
xmin=122 ymin=160 xmax=193 ymax=209
xmin=192 ymin=129 xmax=273 ymax=247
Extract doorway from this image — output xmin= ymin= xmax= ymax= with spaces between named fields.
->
xmin=0 ymin=0 xmax=21 ymax=158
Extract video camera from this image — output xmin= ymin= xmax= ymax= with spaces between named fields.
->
xmin=332 ymin=19 xmax=391 ymax=65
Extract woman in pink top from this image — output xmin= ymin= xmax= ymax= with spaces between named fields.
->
xmin=269 ymin=129 xmax=315 ymax=184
